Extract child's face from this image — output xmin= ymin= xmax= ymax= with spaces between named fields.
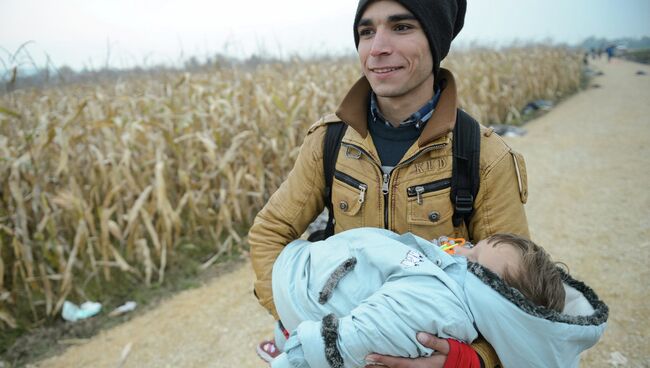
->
xmin=454 ymin=239 xmax=521 ymax=277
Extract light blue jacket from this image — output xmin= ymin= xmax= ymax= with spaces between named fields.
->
xmin=271 ymin=228 xmax=608 ymax=368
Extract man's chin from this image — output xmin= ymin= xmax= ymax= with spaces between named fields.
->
xmin=365 ymin=80 xmax=397 ymax=96
xmin=371 ymin=88 xmax=406 ymax=99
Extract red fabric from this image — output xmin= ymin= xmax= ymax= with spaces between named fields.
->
xmin=443 ymin=339 xmax=481 ymax=368
xmin=280 ymin=323 xmax=290 ymax=339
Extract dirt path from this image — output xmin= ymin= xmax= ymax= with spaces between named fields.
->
xmin=34 ymin=59 xmax=650 ymax=368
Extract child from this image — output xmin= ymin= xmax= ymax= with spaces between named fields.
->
xmin=268 ymin=228 xmax=608 ymax=368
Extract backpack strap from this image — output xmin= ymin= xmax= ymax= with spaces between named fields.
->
xmin=308 ymin=121 xmax=347 ymax=241
xmin=451 ymin=110 xmax=481 ymax=231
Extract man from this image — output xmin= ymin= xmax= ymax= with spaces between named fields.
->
xmin=250 ymin=0 xmax=529 ymax=366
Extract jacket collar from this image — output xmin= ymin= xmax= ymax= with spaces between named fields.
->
xmin=335 ymin=68 xmax=458 ymax=148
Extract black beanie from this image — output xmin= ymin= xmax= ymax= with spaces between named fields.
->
xmin=353 ymin=0 xmax=467 ymax=79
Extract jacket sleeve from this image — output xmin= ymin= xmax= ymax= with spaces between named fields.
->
xmin=249 ymin=126 xmax=327 ymax=318
xmin=273 ymin=322 xmax=497 ymax=368
xmin=276 ymin=274 xmax=478 ymax=368
xmin=469 ymin=131 xmax=530 ymax=242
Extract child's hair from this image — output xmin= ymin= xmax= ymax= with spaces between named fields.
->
xmin=486 ymin=233 xmax=566 ymax=312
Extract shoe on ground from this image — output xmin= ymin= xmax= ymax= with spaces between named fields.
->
xmin=256 ymin=339 xmax=281 ymax=363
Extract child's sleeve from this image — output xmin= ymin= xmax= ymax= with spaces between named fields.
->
xmin=275 ymin=275 xmax=479 ymax=367
xmin=270 ymin=353 xmax=299 ymax=368
xmin=271 ymin=320 xmax=330 ymax=368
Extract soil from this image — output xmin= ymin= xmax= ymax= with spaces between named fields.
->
xmin=25 ymin=58 xmax=650 ymax=367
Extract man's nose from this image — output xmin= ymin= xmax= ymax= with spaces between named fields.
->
xmin=369 ymin=28 xmax=392 ymax=57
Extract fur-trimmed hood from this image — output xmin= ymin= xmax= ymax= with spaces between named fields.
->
xmin=464 ymin=262 xmax=608 ymax=368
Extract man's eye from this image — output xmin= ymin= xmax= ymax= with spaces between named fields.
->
xmin=358 ymin=28 xmax=375 ymax=37
xmin=395 ymin=24 xmax=413 ymax=32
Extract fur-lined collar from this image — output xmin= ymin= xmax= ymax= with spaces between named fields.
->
xmin=467 ymin=262 xmax=608 ymax=326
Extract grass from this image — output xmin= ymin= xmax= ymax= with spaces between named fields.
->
xmin=622 ymin=48 xmax=650 ymax=65
xmin=1 ymin=238 xmax=245 ymax=366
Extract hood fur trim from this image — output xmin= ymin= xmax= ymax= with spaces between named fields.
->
xmin=467 ymin=262 xmax=608 ymax=326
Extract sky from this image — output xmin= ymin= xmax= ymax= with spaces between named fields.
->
xmin=1 ymin=0 xmax=649 ymax=71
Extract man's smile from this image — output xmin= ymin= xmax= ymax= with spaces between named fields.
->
xmin=370 ymin=66 xmax=404 ymax=74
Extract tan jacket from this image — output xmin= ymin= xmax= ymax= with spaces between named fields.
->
xmin=249 ymin=69 xmax=529 ymax=319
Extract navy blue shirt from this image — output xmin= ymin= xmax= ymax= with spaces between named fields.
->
xmin=368 ymin=88 xmax=441 ymax=169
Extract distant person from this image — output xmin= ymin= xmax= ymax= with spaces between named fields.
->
xmin=606 ymin=45 xmax=616 ymax=62
xmin=249 ymin=0 xmax=530 ymax=366
xmin=269 ymin=228 xmax=608 ymax=368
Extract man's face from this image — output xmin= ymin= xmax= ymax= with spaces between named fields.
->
xmin=356 ymin=0 xmax=434 ymax=99
xmin=455 ymin=239 xmax=522 ymax=278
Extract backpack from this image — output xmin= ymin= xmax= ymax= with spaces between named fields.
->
xmin=307 ymin=109 xmax=480 ymax=242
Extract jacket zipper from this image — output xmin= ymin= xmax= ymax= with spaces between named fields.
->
xmin=341 ymin=142 xmax=447 ymax=229
xmin=334 ymin=171 xmax=368 ymax=204
xmin=407 ymin=178 xmax=452 ymax=205
xmin=382 ymin=173 xmax=390 ymax=226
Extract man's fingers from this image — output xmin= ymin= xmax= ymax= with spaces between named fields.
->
xmin=362 ymin=334 xmax=450 ymax=368
xmin=365 ymin=353 xmax=402 ymax=367
xmin=416 ymin=332 xmax=450 ymax=354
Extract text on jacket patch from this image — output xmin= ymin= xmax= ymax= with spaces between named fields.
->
xmin=413 ymin=158 xmax=448 ymax=174
xmin=401 ymin=250 xmax=425 ymax=268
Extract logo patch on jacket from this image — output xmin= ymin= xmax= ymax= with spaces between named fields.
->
xmin=401 ymin=250 xmax=425 ymax=268
xmin=414 ymin=158 xmax=448 ymax=173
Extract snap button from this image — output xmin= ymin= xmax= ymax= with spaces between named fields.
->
xmin=428 ymin=211 xmax=440 ymax=222
xmin=339 ymin=201 xmax=349 ymax=212
xmin=435 ymin=259 xmax=442 ymax=266
xmin=345 ymin=146 xmax=362 ymax=159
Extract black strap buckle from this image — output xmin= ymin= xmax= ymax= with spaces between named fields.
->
xmin=455 ymin=192 xmax=474 ymax=214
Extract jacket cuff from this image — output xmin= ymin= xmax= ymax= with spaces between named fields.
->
xmin=267 ymin=302 xmax=280 ymax=320
xmin=471 ymin=338 xmax=500 ymax=368
xmin=443 ymin=339 xmax=481 ymax=368
xmin=254 ymin=282 xmax=280 ymax=319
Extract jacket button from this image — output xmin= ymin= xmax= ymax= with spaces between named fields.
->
xmin=435 ymin=259 xmax=442 ymax=266
xmin=428 ymin=211 xmax=440 ymax=222
xmin=339 ymin=201 xmax=349 ymax=212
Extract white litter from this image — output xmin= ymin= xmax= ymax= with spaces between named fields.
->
xmin=109 ymin=301 xmax=137 ymax=317
xmin=62 ymin=301 xmax=102 ymax=322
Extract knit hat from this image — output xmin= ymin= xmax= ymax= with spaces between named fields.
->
xmin=353 ymin=0 xmax=467 ymax=79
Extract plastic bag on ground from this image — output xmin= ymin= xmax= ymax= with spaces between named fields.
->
xmin=62 ymin=301 xmax=102 ymax=322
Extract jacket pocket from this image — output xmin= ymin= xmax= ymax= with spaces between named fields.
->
xmin=332 ymin=171 xmax=367 ymax=230
xmin=406 ymin=178 xmax=454 ymax=236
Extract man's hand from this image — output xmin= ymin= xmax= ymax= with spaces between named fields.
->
xmin=364 ymin=332 xmax=450 ymax=368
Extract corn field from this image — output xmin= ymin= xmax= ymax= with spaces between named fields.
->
xmin=0 ymin=47 xmax=583 ymax=328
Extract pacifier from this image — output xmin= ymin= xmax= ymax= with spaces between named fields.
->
xmin=436 ymin=236 xmax=472 ymax=254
